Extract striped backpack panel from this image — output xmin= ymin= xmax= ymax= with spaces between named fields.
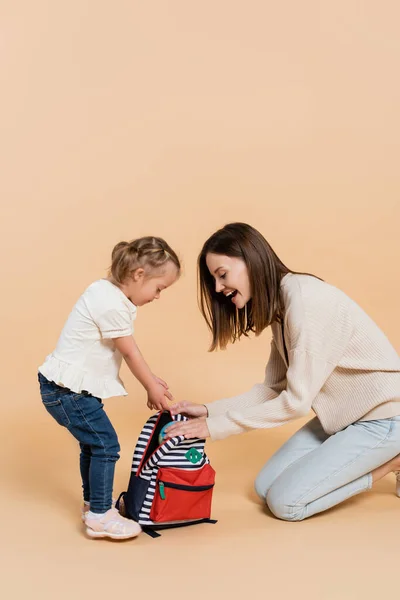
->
xmin=117 ymin=411 xmax=216 ymax=536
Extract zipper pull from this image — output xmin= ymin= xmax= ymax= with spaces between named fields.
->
xmin=159 ymin=481 xmax=166 ymax=500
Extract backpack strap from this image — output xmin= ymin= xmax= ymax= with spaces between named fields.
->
xmin=115 ymin=491 xmax=125 ymax=512
xmin=142 ymin=519 xmax=218 ymax=539
xmin=143 ymin=528 xmax=162 ymax=538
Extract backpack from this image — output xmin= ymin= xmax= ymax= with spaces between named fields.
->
xmin=116 ymin=410 xmax=217 ymax=538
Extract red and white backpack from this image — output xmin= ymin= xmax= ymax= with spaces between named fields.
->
xmin=117 ymin=411 xmax=217 ymax=537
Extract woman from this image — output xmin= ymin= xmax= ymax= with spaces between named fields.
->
xmin=166 ymin=222 xmax=400 ymax=521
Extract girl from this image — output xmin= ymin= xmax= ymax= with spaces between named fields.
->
xmin=166 ymin=222 xmax=400 ymax=521
xmin=38 ymin=236 xmax=180 ymax=539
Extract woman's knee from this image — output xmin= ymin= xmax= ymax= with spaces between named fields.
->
xmin=254 ymin=461 xmax=282 ymax=501
xmin=266 ymin=484 xmax=305 ymax=522
xmin=254 ymin=473 xmax=268 ymax=501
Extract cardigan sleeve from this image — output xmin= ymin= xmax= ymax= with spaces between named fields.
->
xmin=205 ymin=338 xmax=287 ymax=418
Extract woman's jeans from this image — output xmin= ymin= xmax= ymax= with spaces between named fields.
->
xmin=38 ymin=372 xmax=120 ymax=513
xmin=255 ymin=415 xmax=400 ymax=521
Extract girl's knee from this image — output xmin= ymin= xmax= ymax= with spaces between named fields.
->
xmin=92 ymin=436 xmax=120 ymax=460
xmin=106 ymin=437 xmax=120 ymax=460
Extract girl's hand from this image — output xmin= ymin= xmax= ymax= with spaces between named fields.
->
xmin=170 ymin=401 xmax=208 ymax=419
xmin=146 ymin=382 xmax=173 ymax=411
xmin=165 ymin=417 xmax=210 ymax=441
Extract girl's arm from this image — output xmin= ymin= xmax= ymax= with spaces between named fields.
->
xmin=114 ymin=336 xmax=172 ymax=410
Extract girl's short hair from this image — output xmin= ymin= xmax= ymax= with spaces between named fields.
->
xmin=198 ymin=222 xmax=318 ymax=351
xmin=110 ymin=236 xmax=180 ymax=284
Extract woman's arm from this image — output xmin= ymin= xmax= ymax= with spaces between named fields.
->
xmin=206 ymin=338 xmax=287 ymax=418
xmin=168 ymin=282 xmax=354 ymax=442
xmin=205 ymin=348 xmax=334 ymax=439
xmin=206 ymin=292 xmax=354 ymax=440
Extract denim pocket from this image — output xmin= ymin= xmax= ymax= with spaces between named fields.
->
xmin=356 ymin=417 xmax=393 ymax=442
xmin=42 ymin=396 xmax=71 ymax=428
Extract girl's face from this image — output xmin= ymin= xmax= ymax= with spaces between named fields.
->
xmin=206 ymin=253 xmax=251 ymax=309
xmin=125 ymin=261 xmax=179 ymax=306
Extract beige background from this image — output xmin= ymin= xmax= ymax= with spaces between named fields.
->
xmin=1 ymin=1 xmax=399 ymax=599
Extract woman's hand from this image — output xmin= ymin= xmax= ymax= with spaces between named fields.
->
xmin=165 ymin=417 xmax=210 ymax=440
xmin=170 ymin=401 xmax=208 ymax=419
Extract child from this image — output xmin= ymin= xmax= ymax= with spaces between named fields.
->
xmin=167 ymin=222 xmax=400 ymax=521
xmin=38 ymin=236 xmax=180 ymax=539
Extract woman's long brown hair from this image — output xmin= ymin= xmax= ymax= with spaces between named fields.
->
xmin=198 ymin=222 xmax=320 ymax=350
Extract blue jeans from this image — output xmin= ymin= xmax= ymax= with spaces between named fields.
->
xmin=38 ymin=373 xmax=120 ymax=513
xmin=255 ymin=415 xmax=400 ymax=521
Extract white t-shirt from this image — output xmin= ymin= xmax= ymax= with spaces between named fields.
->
xmin=39 ymin=279 xmax=137 ymax=399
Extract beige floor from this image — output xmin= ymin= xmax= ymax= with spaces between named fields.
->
xmin=2 ymin=2 xmax=399 ymax=597
xmin=2 ymin=402 xmax=398 ymax=600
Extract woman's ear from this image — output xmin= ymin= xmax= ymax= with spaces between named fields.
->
xmin=131 ymin=268 xmax=145 ymax=282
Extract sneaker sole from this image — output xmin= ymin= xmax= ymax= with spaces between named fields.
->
xmin=86 ymin=526 xmax=141 ymax=540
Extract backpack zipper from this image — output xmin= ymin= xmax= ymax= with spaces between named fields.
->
xmin=159 ymin=481 xmax=166 ymax=500
xmin=158 ymin=480 xmax=214 ymax=500
xmin=136 ymin=412 xmax=165 ymax=476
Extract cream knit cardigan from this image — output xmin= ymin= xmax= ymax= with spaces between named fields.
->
xmin=206 ymin=274 xmax=400 ymax=441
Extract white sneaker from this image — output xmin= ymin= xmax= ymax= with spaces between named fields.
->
xmin=81 ymin=503 xmax=90 ymax=522
xmin=85 ymin=508 xmax=141 ymax=540
xmin=81 ymin=498 xmax=116 ymax=522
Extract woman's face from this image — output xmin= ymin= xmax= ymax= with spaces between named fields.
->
xmin=206 ymin=253 xmax=251 ymax=309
